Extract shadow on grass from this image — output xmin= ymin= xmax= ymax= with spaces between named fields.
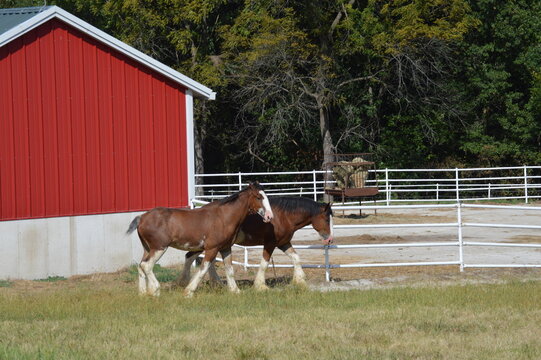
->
xmin=235 ymin=276 xmax=294 ymax=289
xmin=165 ymin=275 xmax=298 ymax=294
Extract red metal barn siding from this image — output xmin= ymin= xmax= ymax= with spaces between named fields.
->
xmin=0 ymin=19 xmax=189 ymax=221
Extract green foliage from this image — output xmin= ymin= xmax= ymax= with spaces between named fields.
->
xmin=456 ymin=0 xmax=541 ymax=166
xmin=4 ymin=0 xmax=540 ymax=169
xmin=371 ymin=0 xmax=479 ymax=54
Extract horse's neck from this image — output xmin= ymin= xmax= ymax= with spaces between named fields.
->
xmin=286 ymin=211 xmax=312 ymax=231
xmin=220 ymin=198 xmax=250 ymax=226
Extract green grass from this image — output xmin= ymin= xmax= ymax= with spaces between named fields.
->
xmin=0 ymin=280 xmax=540 ymax=359
xmin=0 ymin=280 xmax=12 ymax=288
xmin=34 ymin=276 xmax=67 ymax=282
xmin=124 ymin=264 xmax=181 ymax=283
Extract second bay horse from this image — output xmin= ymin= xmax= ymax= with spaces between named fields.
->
xmin=179 ymin=196 xmax=333 ymax=290
xmin=126 ymin=182 xmax=274 ymax=297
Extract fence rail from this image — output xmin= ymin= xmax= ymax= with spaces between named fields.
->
xmin=227 ymin=203 xmax=541 ymax=281
xmin=195 ymin=165 xmax=541 ymax=204
xmin=194 ymin=166 xmax=541 ymax=281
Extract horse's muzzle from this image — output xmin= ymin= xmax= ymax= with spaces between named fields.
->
xmin=321 ymin=234 xmax=333 ymax=245
xmin=258 ymin=208 xmax=273 ymax=223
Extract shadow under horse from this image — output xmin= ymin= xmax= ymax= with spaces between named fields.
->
xmin=180 ymin=196 xmax=333 ymax=290
xmin=126 ymin=182 xmax=274 ymax=297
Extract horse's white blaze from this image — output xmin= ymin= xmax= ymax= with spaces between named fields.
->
xmin=254 ymin=258 xmax=269 ymax=290
xmin=329 ymin=214 xmax=334 ymax=238
xmin=259 ymin=190 xmax=274 ymax=220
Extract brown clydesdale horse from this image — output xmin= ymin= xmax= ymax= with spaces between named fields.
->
xmin=126 ymin=182 xmax=273 ymax=297
xmin=179 ymin=196 xmax=333 ymax=290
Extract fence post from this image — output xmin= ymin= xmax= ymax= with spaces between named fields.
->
xmin=488 ymin=183 xmax=491 ymax=199
xmin=385 ymin=168 xmax=390 ymax=206
xmin=324 ymin=245 xmax=331 ymax=282
xmin=243 ymin=246 xmax=248 ymax=271
xmin=524 ymin=165 xmax=529 ymax=204
xmin=238 ymin=172 xmax=242 ymax=191
xmin=455 ymin=168 xmax=460 ymax=202
xmin=313 ymin=169 xmax=317 ymax=201
xmin=457 ymin=203 xmax=464 ymax=272
xmin=436 ymin=183 xmax=439 ymax=201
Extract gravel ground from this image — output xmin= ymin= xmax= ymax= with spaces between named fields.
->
xmin=231 ymin=203 xmax=541 ymax=289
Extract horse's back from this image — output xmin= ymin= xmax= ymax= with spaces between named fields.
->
xmin=139 ymin=207 xmax=211 ymax=244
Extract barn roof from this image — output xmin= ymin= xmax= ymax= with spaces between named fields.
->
xmin=0 ymin=5 xmax=215 ymax=100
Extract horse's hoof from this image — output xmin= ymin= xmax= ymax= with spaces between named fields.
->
xmin=254 ymin=283 xmax=269 ymax=291
xmin=292 ymin=278 xmax=308 ymax=288
xmin=183 ymin=290 xmax=194 ymax=298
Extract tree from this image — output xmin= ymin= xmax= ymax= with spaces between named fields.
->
xmin=456 ymin=0 xmax=541 ymax=165
xmin=221 ymin=0 xmax=477 ymax=170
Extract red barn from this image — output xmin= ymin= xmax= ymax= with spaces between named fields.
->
xmin=0 ymin=6 xmax=215 ymax=279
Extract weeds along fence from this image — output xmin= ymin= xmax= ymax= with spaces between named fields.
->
xmin=194 ymin=165 xmax=541 ymax=204
xmin=228 ymin=203 xmax=541 ymax=282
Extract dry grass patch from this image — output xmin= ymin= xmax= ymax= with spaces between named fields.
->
xmin=1 ymin=270 xmax=540 ymax=360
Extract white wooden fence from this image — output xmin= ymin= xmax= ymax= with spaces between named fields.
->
xmin=229 ymin=203 xmax=541 ymax=281
xmin=194 ymin=165 xmax=541 ymax=204
xmin=194 ymin=165 xmax=541 ymax=281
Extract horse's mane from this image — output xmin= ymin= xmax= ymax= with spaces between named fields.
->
xmin=270 ymin=196 xmax=332 ymax=216
xmin=219 ymin=183 xmax=265 ymax=205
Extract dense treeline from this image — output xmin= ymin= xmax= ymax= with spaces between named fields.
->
xmin=6 ymin=0 xmax=541 ymax=171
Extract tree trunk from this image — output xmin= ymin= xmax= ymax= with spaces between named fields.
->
xmin=194 ymin=124 xmax=205 ymax=196
xmin=318 ymin=97 xmax=335 ymax=165
xmin=193 ymin=102 xmax=206 ymax=197
xmin=318 ymin=96 xmax=335 ymax=202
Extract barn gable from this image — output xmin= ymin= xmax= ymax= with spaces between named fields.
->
xmin=0 ymin=6 xmax=215 ymax=99
xmin=0 ymin=6 xmax=214 ymax=221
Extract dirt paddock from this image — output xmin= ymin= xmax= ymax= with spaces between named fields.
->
xmin=232 ymin=203 xmax=541 ymax=290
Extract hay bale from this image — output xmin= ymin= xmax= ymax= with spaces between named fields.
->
xmin=332 ymin=157 xmax=369 ymax=189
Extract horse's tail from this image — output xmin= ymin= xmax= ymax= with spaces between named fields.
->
xmin=126 ymin=215 xmax=141 ymax=235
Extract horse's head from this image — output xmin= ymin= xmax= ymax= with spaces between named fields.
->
xmin=312 ymin=202 xmax=333 ymax=245
xmin=246 ymin=182 xmax=274 ymax=223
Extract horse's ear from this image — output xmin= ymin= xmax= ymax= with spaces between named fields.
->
xmin=250 ymin=181 xmax=261 ymax=190
xmin=324 ymin=202 xmax=332 ymax=211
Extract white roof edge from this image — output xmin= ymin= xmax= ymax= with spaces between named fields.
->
xmin=0 ymin=5 xmax=216 ymax=100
